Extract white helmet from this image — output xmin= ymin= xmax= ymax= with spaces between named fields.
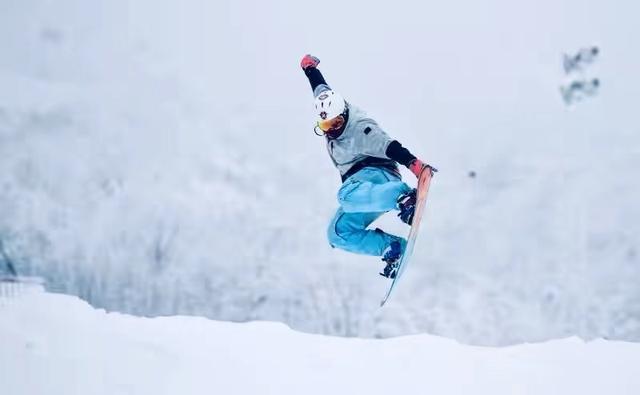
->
xmin=314 ymin=90 xmax=346 ymax=123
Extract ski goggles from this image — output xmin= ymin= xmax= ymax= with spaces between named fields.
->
xmin=315 ymin=115 xmax=345 ymax=135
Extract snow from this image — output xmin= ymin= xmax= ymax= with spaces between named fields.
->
xmin=1 ymin=0 xmax=640 ymax=345
xmin=1 ymin=289 xmax=639 ymax=395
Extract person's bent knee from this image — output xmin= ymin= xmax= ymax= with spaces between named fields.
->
xmin=327 ymin=220 xmax=349 ymax=249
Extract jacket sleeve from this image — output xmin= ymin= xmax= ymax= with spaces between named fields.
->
xmin=385 ymin=140 xmax=417 ymax=167
xmin=358 ymin=124 xmax=395 ymax=159
xmin=359 ymin=125 xmax=418 ymax=167
xmin=304 ymin=67 xmax=331 ymax=98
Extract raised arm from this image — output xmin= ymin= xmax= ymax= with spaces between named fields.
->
xmin=301 ymin=54 xmax=331 ymax=97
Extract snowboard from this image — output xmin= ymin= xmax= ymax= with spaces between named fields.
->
xmin=380 ymin=165 xmax=436 ymax=307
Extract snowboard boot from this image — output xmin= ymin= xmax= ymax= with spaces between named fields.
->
xmin=379 ymin=240 xmax=402 ymax=279
xmin=396 ymin=189 xmax=417 ymax=225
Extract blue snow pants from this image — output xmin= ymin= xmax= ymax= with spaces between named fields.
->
xmin=327 ymin=167 xmax=411 ymax=256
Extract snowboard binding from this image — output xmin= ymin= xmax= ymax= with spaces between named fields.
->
xmin=397 ymin=189 xmax=417 ymax=225
xmin=379 ymin=241 xmax=402 ymax=279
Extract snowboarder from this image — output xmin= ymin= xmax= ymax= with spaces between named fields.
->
xmin=300 ymin=54 xmax=432 ymax=279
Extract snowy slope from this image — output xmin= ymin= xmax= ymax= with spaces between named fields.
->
xmin=1 ymin=289 xmax=640 ymax=395
xmin=1 ymin=0 xmax=640 ymax=345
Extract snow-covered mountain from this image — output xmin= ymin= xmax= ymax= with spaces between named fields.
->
xmin=1 ymin=288 xmax=639 ymax=395
xmin=1 ymin=0 xmax=639 ymax=345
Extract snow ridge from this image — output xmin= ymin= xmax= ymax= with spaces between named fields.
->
xmin=1 ymin=290 xmax=640 ymax=395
